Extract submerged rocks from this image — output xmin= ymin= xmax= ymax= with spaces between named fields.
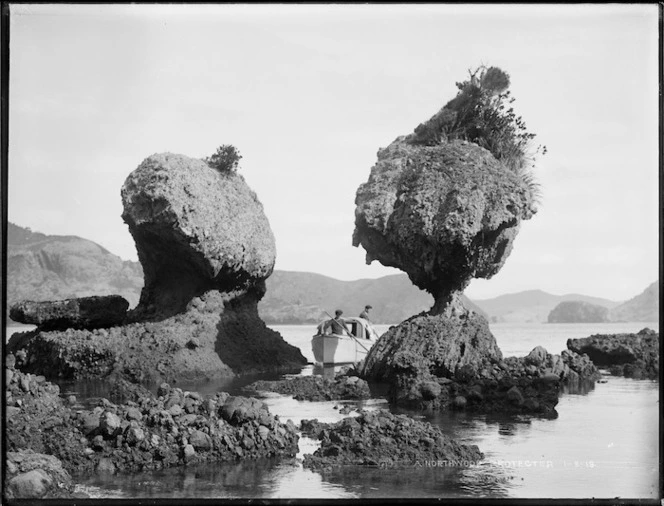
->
xmin=353 ymin=137 xmax=536 ymax=311
xmin=121 ymin=152 xmax=276 ymax=320
xmin=9 ymin=295 xmax=129 ymax=331
xmin=247 ymin=374 xmax=371 ymax=402
xmin=302 ymin=410 xmax=482 ymax=469
xmin=567 ymin=328 xmax=659 ymax=379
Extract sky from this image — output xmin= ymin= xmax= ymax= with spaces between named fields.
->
xmin=7 ymin=4 xmax=660 ymax=301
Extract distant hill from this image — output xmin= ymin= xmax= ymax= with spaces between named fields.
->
xmin=259 ymin=270 xmax=486 ymax=324
xmin=547 ymin=300 xmax=610 ymax=323
xmin=5 ymin=223 xmax=483 ymax=325
xmin=6 ymin=222 xmax=655 ymax=326
xmin=610 ymin=280 xmax=659 ymax=322
xmin=472 ymin=289 xmax=621 ymax=323
xmin=6 ymin=223 xmax=144 ymax=316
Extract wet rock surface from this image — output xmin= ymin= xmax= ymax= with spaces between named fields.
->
xmin=5 ymin=355 xmax=299 ymax=478
xmin=246 ymin=373 xmax=371 ymax=402
xmin=9 ymin=295 xmax=129 ymax=331
xmin=8 ymin=290 xmax=305 ymax=385
xmin=302 ymin=410 xmax=483 ymax=469
xmin=362 ymin=308 xmax=598 ymax=418
xmin=567 ymin=328 xmax=659 ymax=380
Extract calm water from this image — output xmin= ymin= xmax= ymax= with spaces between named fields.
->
xmin=5 ymin=322 xmax=660 ymax=499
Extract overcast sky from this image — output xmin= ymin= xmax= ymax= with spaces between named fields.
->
xmin=8 ymin=4 xmax=659 ymax=301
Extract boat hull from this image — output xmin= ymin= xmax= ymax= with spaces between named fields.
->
xmin=311 ymin=334 xmax=369 ymax=364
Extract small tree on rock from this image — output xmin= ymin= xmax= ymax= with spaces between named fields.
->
xmin=205 ymin=145 xmax=242 ymax=174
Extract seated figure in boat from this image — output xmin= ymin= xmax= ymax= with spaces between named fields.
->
xmin=321 ymin=309 xmax=349 ymax=336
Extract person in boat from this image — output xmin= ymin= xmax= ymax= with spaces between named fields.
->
xmin=323 ymin=309 xmax=349 ymax=335
xmin=359 ymin=305 xmax=372 ymax=322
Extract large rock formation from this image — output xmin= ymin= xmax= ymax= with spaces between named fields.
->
xmin=121 ymin=153 xmax=276 ymax=320
xmin=352 ymin=92 xmax=601 ymax=415
xmin=567 ymin=328 xmax=659 ymax=380
xmin=353 ymin=137 xmax=536 ymax=312
xmin=356 ymin=135 xmax=540 ymax=410
xmin=8 ymin=152 xmax=306 ymax=383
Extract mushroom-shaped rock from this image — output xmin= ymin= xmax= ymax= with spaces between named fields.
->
xmin=353 ymin=137 xmax=536 ymax=312
xmin=122 ymin=153 xmax=276 ymax=319
xmin=7 ymin=152 xmax=306 ymax=383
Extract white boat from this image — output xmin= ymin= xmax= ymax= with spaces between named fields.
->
xmin=311 ymin=316 xmax=380 ymax=364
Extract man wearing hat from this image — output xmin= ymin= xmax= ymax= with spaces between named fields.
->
xmin=359 ymin=305 xmax=373 ymax=322
xmin=324 ymin=309 xmax=349 ymax=335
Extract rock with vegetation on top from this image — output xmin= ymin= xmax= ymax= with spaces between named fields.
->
xmin=354 ymin=68 xmax=560 ymax=416
xmin=7 ymin=152 xmax=306 ymax=382
xmin=121 ymin=152 xmax=276 ymax=320
xmin=353 ymin=137 xmax=536 ymax=312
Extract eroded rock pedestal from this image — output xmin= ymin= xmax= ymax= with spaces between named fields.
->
xmin=8 ymin=153 xmax=305 ymax=383
xmin=354 ymin=135 xmax=596 ymax=416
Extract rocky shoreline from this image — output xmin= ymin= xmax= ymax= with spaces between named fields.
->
xmin=567 ymin=328 xmax=659 ymax=380
xmin=302 ymin=409 xmax=483 ymax=470
xmin=5 ymin=354 xmax=301 ymax=498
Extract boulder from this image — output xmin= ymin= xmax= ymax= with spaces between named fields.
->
xmin=524 ymin=346 xmax=548 ymax=367
xmin=5 ymin=450 xmax=75 ymax=499
xmin=362 ymin=302 xmax=501 ymax=384
xmin=353 ymin=137 xmax=535 ymax=312
xmin=121 ymin=152 xmax=276 ymax=320
xmin=219 ymin=396 xmax=269 ymax=425
xmin=9 ymin=296 xmax=129 ymax=330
